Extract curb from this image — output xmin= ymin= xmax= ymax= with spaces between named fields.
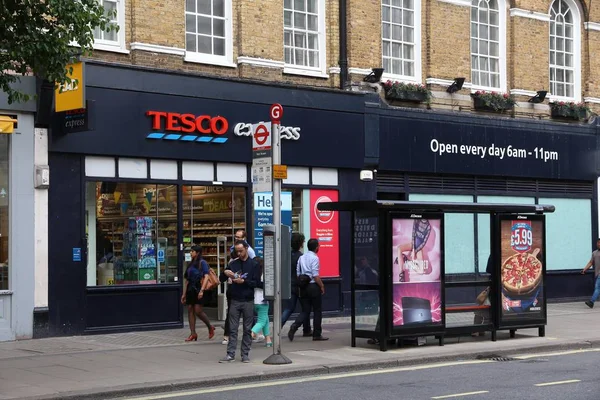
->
xmin=22 ymin=339 xmax=600 ymax=400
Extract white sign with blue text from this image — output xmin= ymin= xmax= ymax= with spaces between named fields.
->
xmin=253 ymin=191 xmax=292 ymax=258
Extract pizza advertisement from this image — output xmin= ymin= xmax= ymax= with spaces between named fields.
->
xmin=500 ymin=218 xmax=545 ymax=320
xmin=391 ymin=217 xmax=443 ymax=327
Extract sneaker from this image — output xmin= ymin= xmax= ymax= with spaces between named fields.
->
xmin=586 ymin=300 xmax=594 ymax=309
xmin=242 ymin=356 xmax=250 ymax=363
xmin=219 ymin=355 xmax=235 ymax=363
xmin=221 ymin=338 xmax=229 ymax=345
xmin=252 ymin=335 xmax=265 ymax=343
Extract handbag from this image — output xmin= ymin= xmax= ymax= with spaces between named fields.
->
xmin=203 ymin=268 xmax=220 ymax=291
xmin=476 ymin=287 xmax=490 ymax=305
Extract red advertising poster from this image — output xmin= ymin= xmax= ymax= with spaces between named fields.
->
xmin=310 ymin=190 xmax=339 ymax=277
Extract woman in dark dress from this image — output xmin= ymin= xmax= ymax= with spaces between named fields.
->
xmin=181 ymin=245 xmax=215 ymax=341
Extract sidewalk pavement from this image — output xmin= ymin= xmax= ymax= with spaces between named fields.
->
xmin=1 ymin=302 xmax=599 ymax=400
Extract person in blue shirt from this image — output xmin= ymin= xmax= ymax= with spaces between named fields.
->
xmin=181 ymin=245 xmax=215 ymax=342
xmin=288 ymin=238 xmax=328 ymax=342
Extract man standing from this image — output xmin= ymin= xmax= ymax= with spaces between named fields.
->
xmin=222 ymin=229 xmax=255 ymax=345
xmin=581 ymin=238 xmax=600 ymax=308
xmin=281 ymin=233 xmax=311 ymax=335
xmin=230 ymin=229 xmax=256 ymax=259
xmin=219 ymin=240 xmax=260 ymax=363
xmin=288 ymin=238 xmax=328 ymax=341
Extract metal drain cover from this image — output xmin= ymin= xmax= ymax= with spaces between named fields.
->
xmin=476 ymin=354 xmax=517 ymax=362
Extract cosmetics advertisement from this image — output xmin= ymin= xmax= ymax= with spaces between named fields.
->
xmin=500 ymin=217 xmax=545 ymax=320
xmin=392 ymin=218 xmax=442 ymax=327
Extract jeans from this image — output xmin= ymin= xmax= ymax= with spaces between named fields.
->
xmin=281 ymin=290 xmax=311 ymax=333
xmin=591 ymin=276 xmax=600 ymax=303
xmin=292 ymin=283 xmax=322 ymax=337
xmin=226 ymin=299 xmax=254 ymax=358
xmin=223 ymin=295 xmax=232 ymax=337
xmin=251 ymin=303 xmax=270 ymax=336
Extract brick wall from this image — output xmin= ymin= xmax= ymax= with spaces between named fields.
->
xmin=84 ymin=0 xmax=600 ymax=120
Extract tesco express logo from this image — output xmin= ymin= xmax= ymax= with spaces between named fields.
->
xmin=313 ymin=196 xmax=335 ymax=224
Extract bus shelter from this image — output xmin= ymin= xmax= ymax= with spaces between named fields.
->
xmin=317 ymin=200 xmax=555 ymax=352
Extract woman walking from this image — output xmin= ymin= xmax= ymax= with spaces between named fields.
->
xmin=181 ymin=245 xmax=215 ymax=342
xmin=251 ymin=257 xmax=272 ymax=347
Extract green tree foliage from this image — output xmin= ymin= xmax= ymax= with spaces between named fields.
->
xmin=0 ymin=0 xmax=117 ymax=103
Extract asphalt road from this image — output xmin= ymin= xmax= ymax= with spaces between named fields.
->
xmin=124 ymin=349 xmax=600 ymax=400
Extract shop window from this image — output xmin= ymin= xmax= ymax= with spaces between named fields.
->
xmin=86 ymin=182 xmax=178 ymax=286
xmin=476 ymin=196 xmax=535 ymax=273
xmin=539 ymin=197 xmax=591 ymax=271
xmin=284 ymin=0 xmax=327 ymax=76
xmin=0 ymin=136 xmax=8 ymax=290
xmin=381 ymin=0 xmax=422 ymax=82
xmin=409 ymin=194 xmax=475 ymax=274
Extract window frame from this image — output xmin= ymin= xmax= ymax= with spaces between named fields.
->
xmin=469 ymin=0 xmax=507 ymax=92
xmin=92 ymin=0 xmax=128 ymax=54
xmin=381 ymin=0 xmax=423 ymax=84
xmin=548 ymin=0 xmax=582 ymax=102
xmin=283 ymin=0 xmax=328 ymax=78
xmin=184 ymin=0 xmax=235 ymax=68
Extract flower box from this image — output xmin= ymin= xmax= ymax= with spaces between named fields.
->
xmin=383 ymin=81 xmax=431 ymax=104
xmin=549 ymin=102 xmax=588 ymax=121
xmin=471 ymin=91 xmax=515 ymax=112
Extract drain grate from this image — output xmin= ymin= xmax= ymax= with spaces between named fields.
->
xmin=476 ymin=354 xmax=517 ymax=362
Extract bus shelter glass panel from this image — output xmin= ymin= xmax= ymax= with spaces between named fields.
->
xmin=353 ymin=212 xmax=379 ymax=331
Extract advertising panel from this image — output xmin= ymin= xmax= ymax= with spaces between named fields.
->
xmin=392 ymin=216 xmax=443 ymax=327
xmin=253 ymin=191 xmax=292 ymax=258
xmin=499 ymin=216 xmax=545 ymax=322
xmin=310 ymin=190 xmax=339 ymax=277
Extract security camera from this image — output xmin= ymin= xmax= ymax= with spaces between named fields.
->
xmin=360 ymin=170 xmax=374 ymax=181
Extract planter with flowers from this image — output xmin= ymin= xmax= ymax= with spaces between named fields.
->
xmin=383 ymin=81 xmax=432 ymax=104
xmin=471 ymin=91 xmax=516 ymax=112
xmin=549 ymin=101 xmax=589 ymax=121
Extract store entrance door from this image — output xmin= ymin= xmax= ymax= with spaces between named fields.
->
xmin=182 ymin=186 xmax=246 ymax=315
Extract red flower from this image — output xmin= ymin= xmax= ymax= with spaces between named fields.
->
xmin=491 ymin=91 xmax=497 ymax=95
xmin=503 ymin=93 xmax=509 ymax=99
xmin=559 ymin=101 xmax=565 ymax=106
xmin=475 ymin=91 xmax=481 ymax=95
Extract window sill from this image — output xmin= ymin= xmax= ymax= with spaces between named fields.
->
xmin=283 ymin=66 xmax=329 ymax=79
xmin=381 ymin=73 xmax=422 ymax=84
xmin=470 ymin=85 xmax=506 ymax=94
xmin=92 ymin=43 xmax=130 ymax=55
xmin=548 ymin=95 xmax=583 ymax=103
xmin=184 ymin=53 xmax=236 ymax=68
xmin=0 ymin=290 xmax=13 ymax=295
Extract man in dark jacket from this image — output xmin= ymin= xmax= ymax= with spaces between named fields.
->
xmin=219 ymin=240 xmax=261 ymax=363
xmin=281 ymin=232 xmax=311 ymax=335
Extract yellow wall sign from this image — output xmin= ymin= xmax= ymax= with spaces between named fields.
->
xmin=55 ymin=62 xmax=85 ymax=112
xmin=0 ymin=115 xmax=17 ymax=134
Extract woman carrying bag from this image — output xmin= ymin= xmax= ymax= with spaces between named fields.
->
xmin=181 ymin=245 xmax=216 ymax=342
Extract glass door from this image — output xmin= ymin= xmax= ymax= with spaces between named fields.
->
xmin=182 ymin=185 xmax=246 ymax=308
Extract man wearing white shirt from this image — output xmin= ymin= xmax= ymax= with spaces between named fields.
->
xmin=288 ymin=238 xmax=328 ymax=341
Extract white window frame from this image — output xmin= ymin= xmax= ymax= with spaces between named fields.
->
xmin=549 ymin=0 xmax=582 ymax=102
xmin=283 ymin=0 xmax=328 ymax=78
xmin=93 ymin=0 xmax=128 ymax=54
xmin=184 ymin=0 xmax=235 ymax=68
xmin=469 ymin=0 xmax=507 ymax=92
xmin=381 ymin=0 xmax=422 ymax=84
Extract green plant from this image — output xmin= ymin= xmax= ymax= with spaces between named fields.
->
xmin=0 ymin=0 xmax=118 ymax=104
xmin=549 ymin=101 xmax=590 ymax=120
xmin=383 ymin=80 xmax=432 ymax=104
xmin=472 ymin=91 xmax=516 ymax=111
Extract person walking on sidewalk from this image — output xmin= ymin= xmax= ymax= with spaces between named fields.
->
xmin=250 ymin=257 xmax=273 ymax=347
xmin=219 ymin=240 xmax=261 ymax=363
xmin=221 ymin=229 xmax=256 ymax=345
xmin=281 ymin=232 xmax=312 ymax=336
xmin=181 ymin=245 xmax=215 ymax=342
xmin=581 ymin=238 xmax=600 ymax=308
xmin=288 ymin=238 xmax=328 ymax=342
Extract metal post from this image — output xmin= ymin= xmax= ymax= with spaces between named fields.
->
xmin=264 ymin=121 xmax=291 ymax=364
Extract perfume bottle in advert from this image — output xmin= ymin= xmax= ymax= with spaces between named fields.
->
xmin=392 ymin=219 xmax=441 ymax=283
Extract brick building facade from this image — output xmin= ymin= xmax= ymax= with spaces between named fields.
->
xmin=88 ymin=0 xmax=600 ymax=119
